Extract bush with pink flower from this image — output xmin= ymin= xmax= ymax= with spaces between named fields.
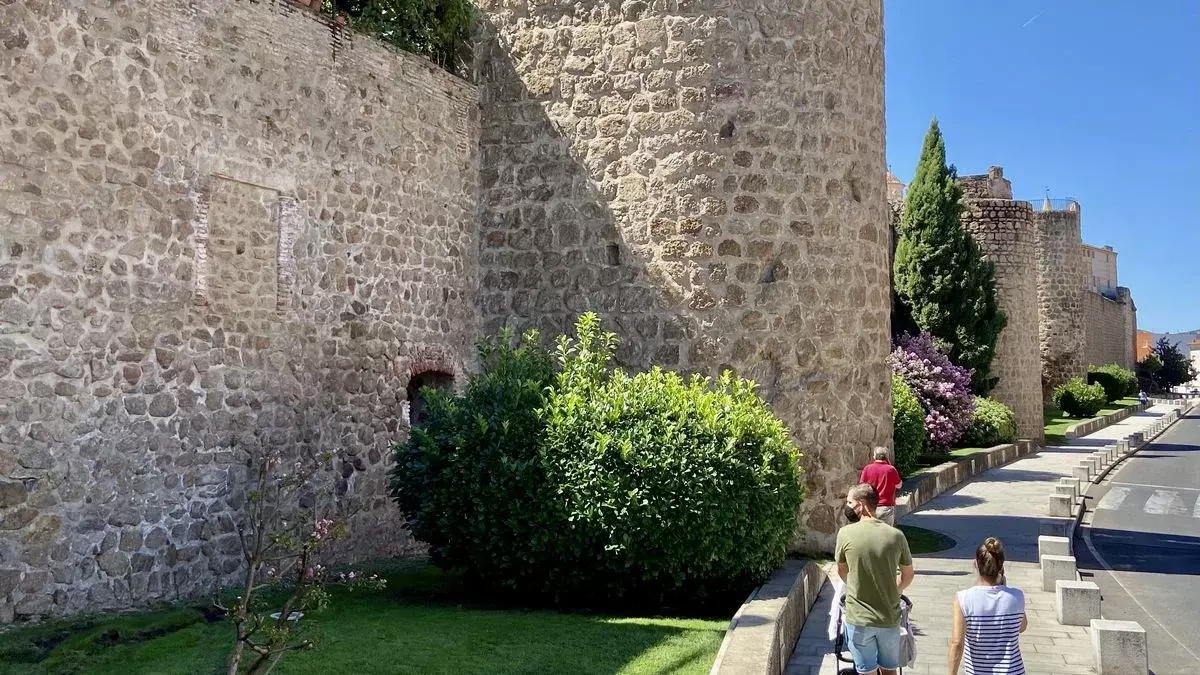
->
xmin=889 ymin=332 xmax=976 ymax=450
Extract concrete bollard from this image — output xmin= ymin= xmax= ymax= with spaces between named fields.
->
xmin=1117 ymin=439 xmax=1129 ymax=456
xmin=1056 ymin=580 xmax=1101 ymax=625
xmin=1039 ymin=535 xmax=1071 ymax=559
xmin=1072 ymin=465 xmax=1091 ymax=484
xmin=1089 ymin=454 xmax=1103 ymax=473
xmin=1054 ymin=483 xmax=1077 ymax=505
xmin=1090 ymin=619 xmax=1148 ymax=674
xmin=1104 ymin=445 xmax=1117 ymax=463
xmin=1048 ymin=493 xmax=1073 ymax=518
xmin=1077 ymin=460 xmax=1093 ymax=481
xmin=1058 ymin=476 xmax=1079 ymax=500
xmin=1041 ymin=554 xmax=1077 ymax=592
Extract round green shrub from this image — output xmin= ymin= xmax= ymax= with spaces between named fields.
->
xmin=1052 ymin=377 xmax=1106 ymax=418
xmin=390 ymin=329 xmax=557 ymax=591
xmin=1088 ymin=363 xmax=1137 ymax=402
xmin=962 ymin=397 xmax=1016 ymax=447
xmin=891 ymin=373 xmax=925 ymax=477
xmin=539 ymin=314 xmax=803 ymax=604
xmin=391 ymin=314 xmax=804 ymax=607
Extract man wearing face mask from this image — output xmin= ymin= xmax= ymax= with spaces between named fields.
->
xmin=835 ymin=483 xmax=915 ymax=675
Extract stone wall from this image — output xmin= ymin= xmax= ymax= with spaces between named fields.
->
xmin=959 ymin=166 xmax=1013 ymax=201
xmin=1083 ymin=289 xmax=1135 ymax=370
xmin=1034 ymin=209 xmax=1088 ymax=396
xmin=474 ymin=0 xmax=891 ymax=552
xmin=1118 ymin=287 xmax=1137 ymax=371
xmin=0 ymin=0 xmax=478 ymax=621
xmin=959 ymin=199 xmax=1044 ymax=440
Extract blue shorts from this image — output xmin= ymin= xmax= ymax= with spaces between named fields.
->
xmin=845 ymin=623 xmax=901 ymax=673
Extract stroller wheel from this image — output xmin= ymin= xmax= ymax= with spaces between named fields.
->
xmin=838 ymin=669 xmax=857 ymax=675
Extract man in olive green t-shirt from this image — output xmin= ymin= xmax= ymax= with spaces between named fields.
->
xmin=835 ymin=482 xmax=914 ymax=675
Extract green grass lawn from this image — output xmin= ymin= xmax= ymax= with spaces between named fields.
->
xmin=0 ymin=560 xmax=729 ymax=675
xmin=898 ymin=525 xmax=956 ymax=555
xmin=1043 ymin=397 xmax=1139 ymax=445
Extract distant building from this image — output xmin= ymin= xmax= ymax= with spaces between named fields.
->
xmin=1136 ymin=330 xmax=1154 ymax=363
xmin=1082 ymin=243 xmax=1118 ymax=297
xmin=1190 ymin=338 xmax=1200 ymax=388
xmin=886 ymin=170 xmax=906 ymax=203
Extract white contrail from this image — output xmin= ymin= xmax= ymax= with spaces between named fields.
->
xmin=1021 ymin=9 xmax=1046 ymax=27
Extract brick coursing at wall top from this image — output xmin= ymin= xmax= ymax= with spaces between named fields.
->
xmin=474 ymin=0 xmax=892 ymax=553
xmin=0 ymin=0 xmax=478 ymax=621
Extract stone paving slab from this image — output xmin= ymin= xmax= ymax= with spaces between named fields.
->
xmin=786 ymin=404 xmax=1180 ymax=675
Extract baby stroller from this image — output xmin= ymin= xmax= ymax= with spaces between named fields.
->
xmin=831 ymin=591 xmax=914 ymax=675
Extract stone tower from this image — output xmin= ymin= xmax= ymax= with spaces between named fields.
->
xmin=1034 ymin=205 xmax=1088 ymax=395
xmin=474 ymin=0 xmax=890 ymax=551
xmin=958 ymin=168 xmax=1044 ymax=440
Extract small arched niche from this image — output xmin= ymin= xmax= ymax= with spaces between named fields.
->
xmin=406 ymin=370 xmax=454 ymax=427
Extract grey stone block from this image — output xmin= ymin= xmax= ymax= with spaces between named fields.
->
xmin=1055 ymin=580 xmax=1100 ymax=626
xmin=1039 ymin=535 xmax=1070 ymax=559
xmin=1076 ymin=460 xmax=1093 ymax=480
xmin=1048 ymin=493 xmax=1073 ymax=518
xmin=1041 ymin=554 xmax=1077 ymax=592
xmin=1060 ymin=480 xmax=1080 ymax=502
xmin=1090 ymin=619 xmax=1147 ymax=674
xmin=1072 ymin=465 xmax=1091 ymax=483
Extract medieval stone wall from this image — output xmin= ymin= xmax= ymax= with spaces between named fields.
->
xmin=0 ymin=0 xmax=478 ymax=621
xmin=1083 ymin=290 xmax=1135 ymax=369
xmin=959 ymin=199 xmax=1043 ymax=440
xmin=474 ymin=0 xmax=891 ymax=552
xmin=1034 ymin=209 xmax=1088 ymax=396
xmin=1118 ymin=287 xmax=1137 ymax=371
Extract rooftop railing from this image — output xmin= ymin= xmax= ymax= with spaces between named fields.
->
xmin=1021 ymin=197 xmax=1081 ymax=212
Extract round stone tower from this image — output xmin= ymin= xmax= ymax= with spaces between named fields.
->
xmin=1034 ymin=205 xmax=1088 ymax=396
xmin=475 ymin=0 xmax=890 ymax=551
xmin=958 ymin=168 xmax=1044 ymax=440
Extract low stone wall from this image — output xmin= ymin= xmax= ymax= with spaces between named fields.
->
xmin=1064 ymin=403 xmax=1145 ymax=439
xmin=710 ymin=559 xmax=824 ymax=675
xmin=895 ymin=440 xmax=1037 ymax=519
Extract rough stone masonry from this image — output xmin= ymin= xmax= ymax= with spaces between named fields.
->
xmin=0 ymin=0 xmax=477 ymax=621
xmin=475 ymin=0 xmax=892 ymax=552
xmin=0 ymin=0 xmax=890 ymax=620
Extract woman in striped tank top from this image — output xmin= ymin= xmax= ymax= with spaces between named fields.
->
xmin=948 ymin=537 xmax=1027 ymax=674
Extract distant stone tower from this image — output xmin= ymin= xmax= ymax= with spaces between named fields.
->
xmin=1034 ymin=204 xmax=1088 ymax=396
xmin=958 ymin=168 xmax=1044 ymax=440
xmin=474 ymin=0 xmax=890 ymax=551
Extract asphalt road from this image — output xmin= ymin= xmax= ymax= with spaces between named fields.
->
xmin=1075 ymin=411 xmax=1200 ymax=674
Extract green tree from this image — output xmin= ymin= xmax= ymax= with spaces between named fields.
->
xmin=1152 ymin=337 xmax=1197 ymax=389
xmin=325 ymin=0 xmax=474 ymax=75
xmin=894 ymin=120 xmax=1007 ymax=394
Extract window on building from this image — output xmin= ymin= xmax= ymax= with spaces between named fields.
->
xmin=407 ymin=370 xmax=454 ymax=427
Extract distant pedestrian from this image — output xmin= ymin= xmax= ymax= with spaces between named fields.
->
xmin=836 ymin=482 xmax=915 ymax=675
xmin=948 ymin=537 xmax=1026 ymax=674
xmin=860 ymin=447 xmax=903 ymax=526
xmin=1139 ymin=390 xmax=1149 ymax=406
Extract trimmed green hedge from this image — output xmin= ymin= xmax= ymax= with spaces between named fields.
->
xmin=1052 ymin=377 xmax=1107 ymax=418
xmin=392 ymin=314 xmax=804 ymax=607
xmin=892 ymin=373 xmax=925 ymax=477
xmin=1088 ymin=363 xmax=1138 ymax=402
xmin=962 ymin=397 xmax=1016 ymax=447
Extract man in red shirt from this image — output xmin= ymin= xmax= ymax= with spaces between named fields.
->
xmin=859 ymin=447 xmax=903 ymax=526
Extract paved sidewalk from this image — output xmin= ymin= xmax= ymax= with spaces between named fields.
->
xmin=786 ymin=404 xmax=1180 ymax=675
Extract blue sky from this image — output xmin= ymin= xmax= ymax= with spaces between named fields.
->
xmin=885 ymin=0 xmax=1200 ymax=333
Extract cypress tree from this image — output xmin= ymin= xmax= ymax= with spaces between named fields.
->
xmin=894 ymin=119 xmax=1007 ymax=394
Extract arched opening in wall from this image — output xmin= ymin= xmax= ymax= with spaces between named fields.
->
xmin=407 ymin=370 xmax=454 ymax=427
